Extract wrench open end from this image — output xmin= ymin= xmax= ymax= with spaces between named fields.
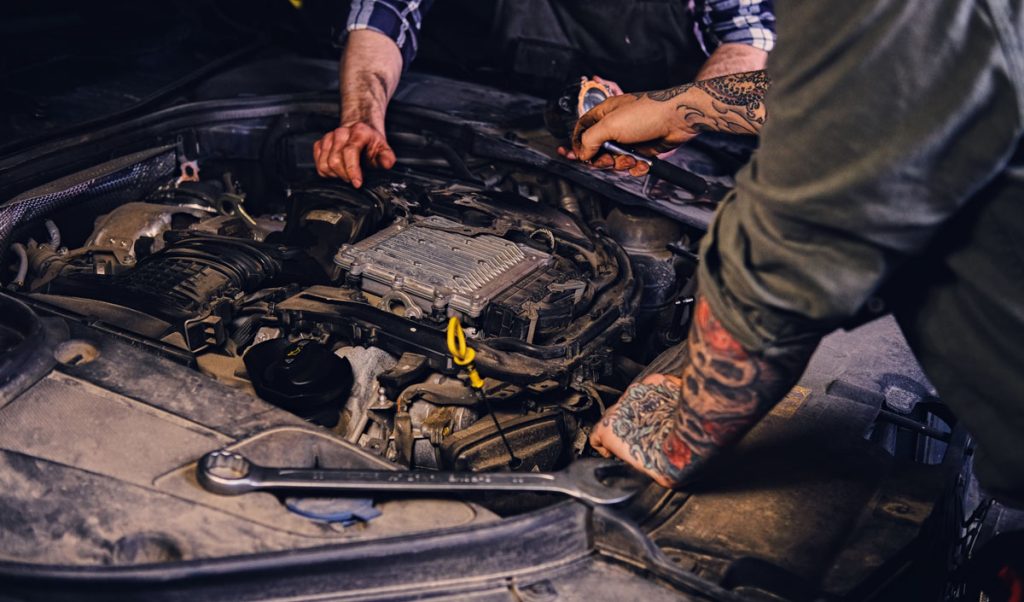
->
xmin=563 ymin=458 xmax=645 ymax=505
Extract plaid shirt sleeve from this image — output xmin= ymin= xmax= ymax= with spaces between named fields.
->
xmin=697 ymin=0 xmax=776 ymax=53
xmin=345 ymin=0 xmax=434 ymax=68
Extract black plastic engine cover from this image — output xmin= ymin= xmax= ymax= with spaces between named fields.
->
xmin=45 ymin=235 xmax=324 ymax=323
xmin=280 ymin=183 xmax=388 ymax=274
xmin=481 ymin=259 xmax=583 ymax=341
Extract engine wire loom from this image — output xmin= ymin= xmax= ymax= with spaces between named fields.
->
xmin=447 ymin=316 xmax=523 ymax=470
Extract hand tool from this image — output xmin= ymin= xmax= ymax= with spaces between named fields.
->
xmin=547 ymin=77 xmax=716 ymax=198
xmin=601 ymin=140 xmax=712 ymax=197
xmin=197 ymin=450 xmax=640 ymax=506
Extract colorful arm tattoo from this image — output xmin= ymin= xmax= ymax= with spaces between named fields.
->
xmin=604 ymin=296 xmax=814 ymax=486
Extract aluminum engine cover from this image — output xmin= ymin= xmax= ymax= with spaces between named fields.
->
xmin=334 ymin=216 xmax=550 ymax=318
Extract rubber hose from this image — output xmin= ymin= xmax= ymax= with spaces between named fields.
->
xmin=9 ymin=243 xmax=28 ymax=289
xmin=44 ymin=220 xmax=60 ymax=249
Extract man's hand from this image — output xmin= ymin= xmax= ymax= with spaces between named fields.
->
xmin=590 ymin=296 xmax=815 ymax=488
xmin=570 ymin=92 xmax=703 ymax=171
xmin=557 ymin=76 xmax=686 ymax=176
xmin=570 ymin=70 xmax=771 ymax=173
xmin=313 ymin=123 xmax=395 ymax=188
xmin=313 ymin=30 xmax=402 ymax=188
xmin=557 ymin=76 xmax=622 ymax=161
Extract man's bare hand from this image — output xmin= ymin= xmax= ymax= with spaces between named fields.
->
xmin=591 ymin=75 xmax=623 ymax=97
xmin=313 ymin=123 xmax=396 ymax=188
xmin=557 ymin=75 xmax=634 ymax=166
xmin=590 ymin=374 xmax=685 ymax=488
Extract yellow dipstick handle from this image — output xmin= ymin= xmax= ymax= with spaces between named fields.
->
xmin=447 ymin=317 xmax=485 ymax=389
xmin=446 ymin=316 xmax=523 ymax=469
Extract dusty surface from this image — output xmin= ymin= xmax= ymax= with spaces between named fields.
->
xmin=0 ymin=323 xmax=497 ymax=566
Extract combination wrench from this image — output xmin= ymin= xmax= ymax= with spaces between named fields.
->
xmin=197 ymin=450 xmax=641 ymax=506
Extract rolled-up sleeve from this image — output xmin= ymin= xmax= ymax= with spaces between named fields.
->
xmin=345 ymin=0 xmax=433 ymax=68
xmin=699 ymin=0 xmax=776 ymax=52
xmin=698 ymin=0 xmax=1023 ymax=352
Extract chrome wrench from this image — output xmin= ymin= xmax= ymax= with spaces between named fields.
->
xmin=197 ymin=450 xmax=640 ymax=506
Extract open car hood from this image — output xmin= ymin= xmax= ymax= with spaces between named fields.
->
xmin=0 ymin=36 xmax=966 ymax=602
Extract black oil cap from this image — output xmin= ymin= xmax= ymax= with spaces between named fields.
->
xmin=244 ymin=339 xmax=353 ymax=427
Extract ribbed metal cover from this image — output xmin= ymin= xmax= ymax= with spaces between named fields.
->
xmin=334 ymin=216 xmax=549 ymax=318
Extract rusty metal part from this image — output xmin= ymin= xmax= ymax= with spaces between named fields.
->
xmin=175 ymin=159 xmax=200 ymax=186
xmin=85 ymin=202 xmax=212 ymax=266
xmin=577 ymin=78 xmax=616 ymax=117
xmin=605 ymin=206 xmax=683 ymax=261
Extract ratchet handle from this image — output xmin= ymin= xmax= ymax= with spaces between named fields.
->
xmin=648 ymin=158 xmax=709 ymax=197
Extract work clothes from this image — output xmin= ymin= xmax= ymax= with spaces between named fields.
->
xmin=699 ymin=0 xmax=1024 ymax=503
xmin=344 ymin=0 xmax=775 ymax=93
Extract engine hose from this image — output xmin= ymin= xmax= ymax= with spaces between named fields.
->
xmin=44 ymin=220 xmax=60 ymax=250
xmin=557 ymin=181 xmax=582 ymax=217
xmin=8 ymin=243 xmax=28 ymax=290
xmin=389 ymin=131 xmax=480 ymax=183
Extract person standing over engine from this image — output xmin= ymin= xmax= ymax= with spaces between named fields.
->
xmin=574 ymin=0 xmax=1024 ymax=507
xmin=312 ymin=0 xmax=776 ymax=187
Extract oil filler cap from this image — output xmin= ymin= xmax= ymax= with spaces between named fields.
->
xmin=244 ymin=339 xmax=353 ymax=427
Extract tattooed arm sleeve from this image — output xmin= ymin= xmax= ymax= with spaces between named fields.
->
xmin=593 ymin=295 xmax=816 ymax=487
xmin=637 ymin=70 xmax=771 ymax=136
xmin=572 ymin=70 xmax=771 ymax=162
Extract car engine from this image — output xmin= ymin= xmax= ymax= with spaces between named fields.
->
xmin=0 ymin=83 xmax=967 ymax=596
xmin=13 ymin=165 xmax=653 ymax=473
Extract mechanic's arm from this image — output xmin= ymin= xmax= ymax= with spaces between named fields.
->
xmin=572 ymin=70 xmax=770 ymax=167
xmin=314 ymin=30 xmax=400 ymax=187
xmin=557 ymin=1 xmax=772 ymax=164
xmin=590 ymin=0 xmax=1020 ymax=488
xmin=591 ymin=296 xmax=814 ymax=488
xmin=697 ymin=44 xmax=768 ymax=80
xmin=314 ymin=0 xmax=431 ymax=187
xmin=694 ymin=0 xmax=774 ymax=79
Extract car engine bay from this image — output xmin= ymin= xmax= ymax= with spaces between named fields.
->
xmin=0 ymin=74 xmax=971 ymax=600
xmin=14 ymin=150 xmax=680 ymax=474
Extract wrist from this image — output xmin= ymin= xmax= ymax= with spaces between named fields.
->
xmin=340 ymin=74 xmax=389 ymax=130
xmin=667 ymin=86 xmax=713 ymax=134
xmin=339 ymin=30 xmax=401 ymax=131
xmin=340 ymin=104 xmax=385 ymax=131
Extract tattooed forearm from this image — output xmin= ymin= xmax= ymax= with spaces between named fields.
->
xmin=632 ymin=70 xmax=771 ymax=137
xmin=603 ymin=296 xmax=814 ymax=486
xmin=696 ymin=70 xmax=771 ymax=119
xmin=634 ymin=83 xmax=696 ymax=102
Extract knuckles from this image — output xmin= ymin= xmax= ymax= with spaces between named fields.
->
xmin=311 ymin=123 xmax=392 ymax=181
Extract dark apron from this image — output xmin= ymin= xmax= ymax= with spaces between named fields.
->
xmin=417 ymin=0 xmax=703 ymax=96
